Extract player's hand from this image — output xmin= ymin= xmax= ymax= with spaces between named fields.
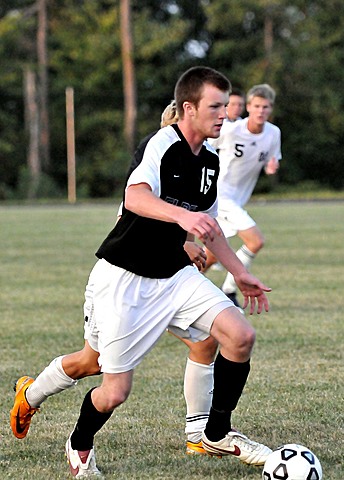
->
xmin=184 ymin=241 xmax=207 ymax=270
xmin=234 ymin=271 xmax=271 ymax=314
xmin=265 ymin=156 xmax=279 ymax=175
xmin=178 ymin=210 xmax=222 ymax=244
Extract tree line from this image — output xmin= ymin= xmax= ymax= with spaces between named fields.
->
xmin=0 ymin=0 xmax=343 ymax=200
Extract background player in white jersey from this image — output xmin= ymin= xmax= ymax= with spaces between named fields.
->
xmin=11 ymin=68 xmax=273 ymax=477
xmin=205 ymin=83 xmax=281 ymax=307
xmin=209 ymin=87 xmax=246 ymax=273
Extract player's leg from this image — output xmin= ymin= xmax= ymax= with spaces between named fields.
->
xmin=66 ymin=261 xmax=181 ymax=475
xmin=237 ymin=224 xmax=265 ymax=255
xmin=201 ymin=306 xmax=272 ymax=465
xmin=170 ymin=270 xmax=270 ymax=464
xmin=62 ymin=341 xmax=100 ymax=379
xmin=10 ymin=260 xmax=101 ymax=440
xmin=221 ymin=225 xmax=264 ymax=300
xmin=169 ymin=331 xmax=218 ymax=454
xmin=67 ymin=371 xmax=132 ymax=477
xmin=27 ymin=340 xmax=100 ymax=406
xmin=10 ymin=341 xmax=100 ymax=439
xmin=170 ymin=332 xmax=217 ymax=365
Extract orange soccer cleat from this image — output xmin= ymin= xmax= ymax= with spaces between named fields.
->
xmin=10 ymin=376 xmax=39 ymax=439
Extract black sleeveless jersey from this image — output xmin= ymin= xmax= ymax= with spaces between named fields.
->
xmin=96 ymin=124 xmax=219 ymax=278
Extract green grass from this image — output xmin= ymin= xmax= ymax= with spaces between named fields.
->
xmin=0 ymin=201 xmax=343 ymax=479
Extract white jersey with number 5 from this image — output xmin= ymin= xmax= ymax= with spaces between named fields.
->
xmin=209 ymin=117 xmax=281 ymax=209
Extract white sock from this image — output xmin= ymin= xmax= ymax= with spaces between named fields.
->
xmin=184 ymin=358 xmax=214 ymax=443
xmin=26 ymin=355 xmax=77 ymax=408
xmin=222 ymin=245 xmax=256 ymax=294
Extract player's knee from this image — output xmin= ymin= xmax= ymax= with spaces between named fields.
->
xmin=189 ymin=338 xmax=218 ymax=364
xmin=74 ymin=360 xmax=101 ymax=379
xmin=201 ymin=343 xmax=218 ymax=363
xmin=102 ymin=388 xmax=130 ymax=411
xmin=246 ymin=239 xmax=264 ymax=254
xmin=237 ymin=325 xmax=256 ymax=355
xmin=225 ymin=324 xmax=256 ymax=358
xmin=190 ymin=347 xmax=216 ymax=365
xmin=86 ymin=362 xmax=101 ymax=376
xmin=258 ymin=235 xmax=265 ymax=250
xmin=254 ymin=234 xmax=265 ymax=251
xmin=245 ymin=231 xmax=265 ymax=253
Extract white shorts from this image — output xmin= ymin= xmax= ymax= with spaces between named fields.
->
xmin=167 ymin=325 xmax=209 ymax=342
xmin=83 ymin=259 xmax=232 ymax=373
xmin=217 ymin=202 xmax=256 ymax=238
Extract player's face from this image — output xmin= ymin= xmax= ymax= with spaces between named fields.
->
xmin=193 ymin=84 xmax=229 ymax=139
xmin=246 ymin=96 xmax=273 ymax=126
xmin=226 ymin=95 xmax=245 ymax=121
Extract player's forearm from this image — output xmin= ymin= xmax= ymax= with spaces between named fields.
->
xmin=125 ymin=183 xmax=186 ymax=224
xmin=205 ymin=234 xmax=246 ymax=278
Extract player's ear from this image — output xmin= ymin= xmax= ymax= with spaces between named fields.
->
xmin=183 ymin=101 xmax=196 ymax=117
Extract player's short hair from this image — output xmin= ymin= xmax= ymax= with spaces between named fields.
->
xmin=160 ymin=100 xmax=178 ymax=127
xmin=246 ymin=83 xmax=276 ymax=105
xmin=230 ymin=87 xmax=245 ymax=100
xmin=174 ymin=66 xmax=231 ymax=119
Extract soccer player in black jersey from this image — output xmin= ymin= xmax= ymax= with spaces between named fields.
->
xmin=12 ymin=66 xmax=272 ymax=476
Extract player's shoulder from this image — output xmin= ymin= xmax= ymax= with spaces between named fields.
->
xmin=265 ymin=121 xmax=281 ymax=136
xmin=144 ymin=125 xmax=180 ymax=154
xmin=204 ymin=139 xmax=218 ymax=155
xmin=222 ymin=118 xmax=243 ymax=133
xmin=153 ymin=124 xmax=180 ymax=141
xmin=226 ymin=118 xmax=249 ymax=138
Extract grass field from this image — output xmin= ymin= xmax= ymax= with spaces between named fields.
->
xmin=0 ymin=201 xmax=343 ymax=479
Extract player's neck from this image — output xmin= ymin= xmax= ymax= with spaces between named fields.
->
xmin=247 ymin=117 xmax=264 ymax=134
xmin=177 ymin=121 xmax=204 ymax=155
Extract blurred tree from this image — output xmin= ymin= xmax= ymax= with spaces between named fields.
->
xmin=120 ymin=0 xmax=136 ymax=155
xmin=24 ymin=67 xmax=40 ymax=199
xmin=37 ymin=0 xmax=50 ymax=170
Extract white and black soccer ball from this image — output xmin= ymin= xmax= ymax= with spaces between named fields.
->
xmin=262 ymin=443 xmax=322 ymax=480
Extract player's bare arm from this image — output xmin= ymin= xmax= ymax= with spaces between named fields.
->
xmin=125 ymin=182 xmax=223 ymax=241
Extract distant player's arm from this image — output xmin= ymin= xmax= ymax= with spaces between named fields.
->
xmin=265 ymin=128 xmax=282 ymax=175
xmin=264 ymin=156 xmax=279 ymax=175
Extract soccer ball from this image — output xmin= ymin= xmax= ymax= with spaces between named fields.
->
xmin=262 ymin=444 xmax=322 ymax=480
